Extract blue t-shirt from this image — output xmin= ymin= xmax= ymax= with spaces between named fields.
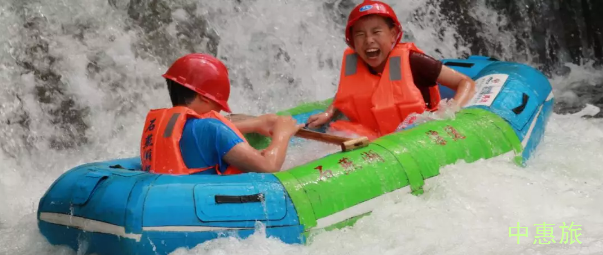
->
xmin=179 ymin=118 xmax=244 ymax=174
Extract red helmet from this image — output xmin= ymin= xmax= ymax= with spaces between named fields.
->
xmin=345 ymin=0 xmax=403 ymax=49
xmin=162 ymin=53 xmax=232 ymax=113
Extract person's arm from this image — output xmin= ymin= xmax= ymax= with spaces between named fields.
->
xmin=306 ymin=101 xmax=340 ymax=128
xmin=231 ymin=114 xmax=277 ymax=136
xmin=323 ymin=102 xmax=338 ymax=117
xmin=223 ymin=116 xmax=303 ymax=173
xmin=410 ymin=52 xmax=476 ymax=107
xmin=436 ymin=65 xmax=476 ymax=107
xmin=190 ymin=118 xmax=287 ymax=174
xmin=223 ymin=135 xmax=291 ymax=173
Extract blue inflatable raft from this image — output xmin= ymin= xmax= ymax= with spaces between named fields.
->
xmin=37 ymin=55 xmax=555 ymax=255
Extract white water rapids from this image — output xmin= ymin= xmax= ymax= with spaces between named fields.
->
xmin=1 ymin=0 xmax=602 ymax=254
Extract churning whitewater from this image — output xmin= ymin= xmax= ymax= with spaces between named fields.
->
xmin=1 ymin=0 xmax=602 ymax=254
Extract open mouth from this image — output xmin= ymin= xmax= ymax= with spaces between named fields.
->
xmin=366 ymin=48 xmax=380 ymax=59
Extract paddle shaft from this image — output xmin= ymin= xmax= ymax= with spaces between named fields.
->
xmin=294 ymin=128 xmax=351 ymax=144
xmin=227 ymin=113 xmax=361 ymax=146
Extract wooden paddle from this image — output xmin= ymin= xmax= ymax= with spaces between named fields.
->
xmin=227 ymin=113 xmax=370 ymax=152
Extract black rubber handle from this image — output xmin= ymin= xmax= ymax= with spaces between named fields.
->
xmin=512 ymin=93 xmax=530 ymax=114
xmin=215 ymin=193 xmax=265 ymax=204
xmin=443 ymin=62 xmax=474 ymax=68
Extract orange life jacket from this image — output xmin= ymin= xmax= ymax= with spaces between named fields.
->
xmin=331 ymin=42 xmax=441 ymax=139
xmin=140 ymin=106 xmax=245 ymax=175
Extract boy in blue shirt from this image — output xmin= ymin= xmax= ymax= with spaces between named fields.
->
xmin=140 ymin=53 xmax=303 ymax=175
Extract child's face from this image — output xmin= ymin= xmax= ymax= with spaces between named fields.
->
xmin=351 ymin=15 xmax=398 ymax=71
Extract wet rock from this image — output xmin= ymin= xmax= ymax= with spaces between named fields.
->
xmin=13 ymin=13 xmax=90 ymax=151
xmin=439 ymin=0 xmax=603 ymax=72
xmin=126 ymin=0 xmax=220 ymax=65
